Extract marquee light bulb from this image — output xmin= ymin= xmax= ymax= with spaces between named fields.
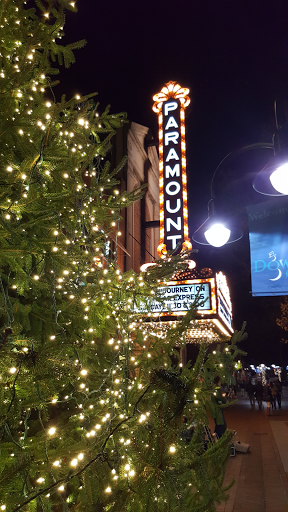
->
xmin=204 ymin=224 xmax=231 ymax=247
xmin=269 ymin=164 xmax=288 ymax=195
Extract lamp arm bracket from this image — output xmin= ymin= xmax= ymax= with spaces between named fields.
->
xmin=210 ymin=143 xmax=274 ymax=199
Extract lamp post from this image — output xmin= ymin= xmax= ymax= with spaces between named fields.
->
xmin=192 ymin=125 xmax=288 ymax=248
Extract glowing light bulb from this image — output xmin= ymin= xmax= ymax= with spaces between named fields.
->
xmin=270 ymin=163 xmax=288 ymax=195
xmin=48 ymin=427 xmax=56 ymax=435
xmin=204 ymin=224 xmax=231 ymax=247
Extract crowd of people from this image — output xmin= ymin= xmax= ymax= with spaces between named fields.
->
xmin=211 ymin=378 xmax=283 ymax=439
xmin=239 ymin=379 xmax=282 ymax=410
xmin=181 ymin=377 xmax=283 ymax=446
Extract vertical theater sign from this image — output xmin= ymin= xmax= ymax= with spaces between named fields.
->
xmin=140 ymin=81 xmax=234 ymax=343
xmin=152 ymin=82 xmax=192 ymax=257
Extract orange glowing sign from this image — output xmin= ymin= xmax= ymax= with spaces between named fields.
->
xmin=153 ymin=81 xmax=191 ymax=257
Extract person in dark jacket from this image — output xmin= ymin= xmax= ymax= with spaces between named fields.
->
xmin=264 ymin=383 xmax=272 ymax=402
xmin=264 ymin=383 xmax=272 ymax=415
xmin=275 ymin=380 xmax=282 ymax=409
xmin=212 ymin=377 xmax=227 ymax=439
xmin=270 ymin=382 xmax=277 ymax=409
xmin=246 ymin=379 xmax=255 ymax=407
xmin=255 ymin=382 xmax=264 ymax=409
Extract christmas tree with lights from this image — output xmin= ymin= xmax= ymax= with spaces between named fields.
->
xmin=0 ymin=2 xmax=246 ymax=511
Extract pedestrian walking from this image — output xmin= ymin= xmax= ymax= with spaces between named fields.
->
xmin=264 ymin=382 xmax=272 ymax=415
xmin=275 ymin=380 xmax=282 ymax=409
xmin=226 ymin=386 xmax=235 ymax=400
xmin=240 ymin=380 xmax=246 ymax=398
xmin=255 ymin=381 xmax=264 ymax=409
xmin=270 ymin=382 xmax=277 ymax=409
xmin=246 ymin=379 xmax=255 ymax=407
xmin=212 ymin=377 xmax=227 ymax=439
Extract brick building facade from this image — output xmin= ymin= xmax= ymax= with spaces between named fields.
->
xmin=111 ymin=122 xmax=160 ymax=273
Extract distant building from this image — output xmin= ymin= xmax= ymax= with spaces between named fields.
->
xmin=110 ymin=122 xmax=160 ymax=273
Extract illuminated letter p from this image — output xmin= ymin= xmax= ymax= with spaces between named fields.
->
xmin=164 ymin=101 xmax=178 ymax=116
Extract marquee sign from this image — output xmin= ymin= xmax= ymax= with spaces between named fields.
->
xmin=153 ymin=82 xmax=192 ymax=257
xmin=215 ymin=272 xmax=233 ymax=333
xmin=137 ymin=271 xmax=233 ymax=337
xmin=139 ymin=279 xmax=214 ymax=315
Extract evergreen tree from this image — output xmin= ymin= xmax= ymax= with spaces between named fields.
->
xmin=0 ymin=1 xmax=246 ymax=511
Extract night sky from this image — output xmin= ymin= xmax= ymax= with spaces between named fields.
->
xmin=56 ymin=0 xmax=288 ymax=365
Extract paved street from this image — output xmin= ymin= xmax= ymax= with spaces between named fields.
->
xmin=213 ymin=388 xmax=288 ymax=512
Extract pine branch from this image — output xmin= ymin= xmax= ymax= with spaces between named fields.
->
xmin=12 ymin=385 xmax=152 ymax=511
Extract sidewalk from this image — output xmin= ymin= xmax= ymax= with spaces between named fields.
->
xmin=214 ymin=388 xmax=288 ymax=512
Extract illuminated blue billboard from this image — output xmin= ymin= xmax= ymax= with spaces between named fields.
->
xmin=247 ymin=197 xmax=288 ymax=296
